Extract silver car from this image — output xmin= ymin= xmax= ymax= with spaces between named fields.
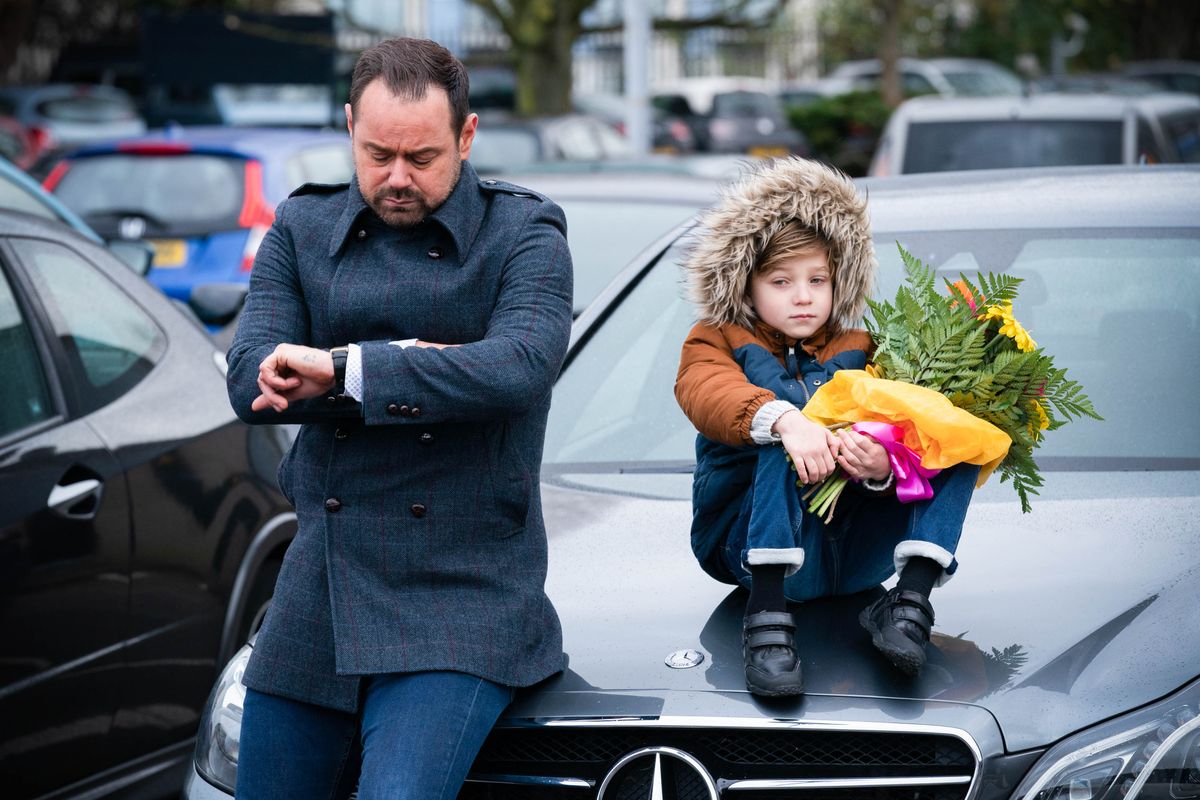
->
xmin=870 ymin=92 xmax=1200 ymax=175
xmin=188 ymin=165 xmax=1200 ymax=800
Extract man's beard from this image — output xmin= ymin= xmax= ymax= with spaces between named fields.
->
xmin=369 ymin=157 xmax=461 ymax=229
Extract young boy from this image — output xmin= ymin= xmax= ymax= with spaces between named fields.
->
xmin=675 ymin=157 xmax=978 ymax=696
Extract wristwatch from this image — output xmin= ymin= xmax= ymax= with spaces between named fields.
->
xmin=329 ymin=346 xmax=349 ymax=397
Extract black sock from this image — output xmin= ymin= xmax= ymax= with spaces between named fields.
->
xmin=747 ymin=564 xmax=787 ymax=614
xmin=896 ymin=556 xmax=943 ymax=598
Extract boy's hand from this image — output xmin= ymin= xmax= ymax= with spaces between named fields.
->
xmin=774 ymin=410 xmax=837 ymax=485
xmin=835 ymin=428 xmax=892 ymax=481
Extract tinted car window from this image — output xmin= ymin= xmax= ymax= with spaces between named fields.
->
xmin=712 ymin=91 xmax=781 ymax=118
xmin=13 ymin=238 xmax=164 ymax=412
xmin=0 ymin=264 xmax=53 ymax=437
xmin=544 ymin=228 xmax=1200 ymax=466
xmin=941 ymin=70 xmax=1023 ymax=96
xmin=903 ymin=120 xmax=1124 ymax=173
xmin=54 ymin=154 xmax=245 ymax=235
xmin=1162 ymin=111 xmax=1200 ymax=163
xmin=0 ymin=171 xmax=59 ymax=221
xmin=35 ymin=95 xmax=138 ymax=122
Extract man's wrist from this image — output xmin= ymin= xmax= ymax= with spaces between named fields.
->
xmin=329 ymin=346 xmax=350 ymax=396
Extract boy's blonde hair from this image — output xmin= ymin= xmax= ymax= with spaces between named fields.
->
xmin=755 ymin=223 xmax=831 ymax=275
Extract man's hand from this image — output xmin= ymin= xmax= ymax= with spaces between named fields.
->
xmin=774 ymin=409 xmax=838 ymax=485
xmin=835 ymin=428 xmax=892 ymax=482
xmin=251 ymin=344 xmax=336 ymax=413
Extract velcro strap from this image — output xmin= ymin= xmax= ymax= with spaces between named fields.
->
xmin=895 ymin=590 xmax=935 ymax=619
xmin=892 ymin=604 xmax=932 ymax=626
xmin=744 ymin=611 xmax=796 ymax=629
xmin=746 ymin=629 xmax=793 ymax=648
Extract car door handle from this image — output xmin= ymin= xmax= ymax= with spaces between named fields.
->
xmin=47 ymin=478 xmax=104 ymax=520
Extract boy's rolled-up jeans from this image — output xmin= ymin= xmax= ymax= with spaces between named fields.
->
xmin=722 ymin=444 xmax=980 ymax=602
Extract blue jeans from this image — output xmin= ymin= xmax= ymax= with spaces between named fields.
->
xmin=235 ymin=671 xmax=513 ymax=800
xmin=723 ymin=444 xmax=980 ymax=602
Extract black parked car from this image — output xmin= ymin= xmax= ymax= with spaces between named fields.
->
xmin=0 ymin=210 xmax=293 ymax=798
xmin=189 ymin=165 xmax=1200 ymax=800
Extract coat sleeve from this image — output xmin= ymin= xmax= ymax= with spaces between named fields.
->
xmin=675 ymin=323 xmax=776 ymax=448
xmin=225 ymin=199 xmax=362 ymax=425
xmin=356 ymin=199 xmax=573 ymax=426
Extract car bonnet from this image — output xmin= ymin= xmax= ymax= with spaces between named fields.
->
xmin=530 ymin=467 xmax=1200 ymax=752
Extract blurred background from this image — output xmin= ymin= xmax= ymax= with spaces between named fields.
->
xmin=2 ymin=0 xmax=1198 ymax=177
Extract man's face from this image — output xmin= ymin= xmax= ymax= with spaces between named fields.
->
xmin=346 ymin=78 xmax=477 ymax=228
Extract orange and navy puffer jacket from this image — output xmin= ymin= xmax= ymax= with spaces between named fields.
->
xmin=674 ymin=157 xmax=877 ymax=583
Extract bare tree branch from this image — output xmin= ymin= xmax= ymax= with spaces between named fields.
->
xmin=582 ymin=0 xmax=791 ymax=35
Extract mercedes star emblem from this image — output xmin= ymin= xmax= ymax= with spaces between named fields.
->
xmin=664 ymin=649 xmax=705 ymax=669
xmin=596 ymin=746 xmax=719 ymax=800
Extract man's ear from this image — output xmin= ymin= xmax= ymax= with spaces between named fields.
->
xmin=345 ymin=103 xmax=354 ymax=137
xmin=458 ymin=113 xmax=478 ymax=160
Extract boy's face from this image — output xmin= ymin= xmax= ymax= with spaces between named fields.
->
xmin=346 ymin=78 xmax=477 ymax=228
xmin=748 ymin=249 xmax=833 ymax=340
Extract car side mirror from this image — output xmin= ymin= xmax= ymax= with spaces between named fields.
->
xmin=189 ymin=283 xmax=249 ymax=327
xmin=106 ymin=239 xmax=155 ymax=276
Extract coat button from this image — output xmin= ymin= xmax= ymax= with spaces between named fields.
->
xmin=387 ymin=403 xmax=401 ymax=416
xmin=335 ymin=428 xmax=348 ymax=440
xmin=410 ymin=503 xmax=427 ymax=518
xmin=400 ymin=405 xmax=412 ymax=417
xmin=419 ymin=432 xmax=434 ymax=445
xmin=325 ymin=498 xmax=342 ymax=513
xmin=357 ymin=229 xmax=367 ymax=240
xmin=410 ymin=406 xmax=421 ymax=418
xmin=427 ymin=246 xmax=443 ymax=259
xmin=813 ymin=379 xmax=822 ymax=386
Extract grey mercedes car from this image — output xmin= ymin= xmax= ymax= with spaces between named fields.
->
xmin=186 ymin=165 xmax=1200 ymax=800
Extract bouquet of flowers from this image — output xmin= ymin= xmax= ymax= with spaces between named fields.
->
xmin=801 ymin=244 xmax=1102 ymax=520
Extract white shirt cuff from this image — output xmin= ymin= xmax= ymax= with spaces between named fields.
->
xmin=343 ymin=343 xmax=364 ymax=401
xmin=345 ymin=340 xmax=415 ymax=402
xmin=750 ymin=400 xmax=800 ymax=445
xmin=861 ymin=471 xmax=896 ymax=492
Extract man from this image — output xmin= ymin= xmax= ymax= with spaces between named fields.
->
xmin=225 ymin=38 xmax=573 ymax=799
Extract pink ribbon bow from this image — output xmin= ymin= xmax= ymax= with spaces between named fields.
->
xmin=850 ymin=421 xmax=941 ymax=503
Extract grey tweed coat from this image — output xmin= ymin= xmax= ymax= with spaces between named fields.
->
xmin=226 ymin=162 xmax=573 ymax=713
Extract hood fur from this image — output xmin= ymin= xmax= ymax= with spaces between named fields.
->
xmin=683 ymin=157 xmax=876 ymax=332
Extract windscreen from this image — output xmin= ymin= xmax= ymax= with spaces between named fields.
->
xmin=543 ymin=227 xmax=1200 ymax=470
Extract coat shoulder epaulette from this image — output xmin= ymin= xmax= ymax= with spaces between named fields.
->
xmin=478 ymin=177 xmax=546 ymax=202
xmin=289 ymin=181 xmax=350 ymax=198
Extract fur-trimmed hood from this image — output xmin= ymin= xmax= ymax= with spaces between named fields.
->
xmin=683 ymin=157 xmax=875 ymax=332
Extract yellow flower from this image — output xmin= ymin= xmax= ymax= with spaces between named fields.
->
xmin=865 ymin=363 xmax=880 ymax=378
xmin=1027 ymin=400 xmax=1050 ymax=440
xmin=983 ymin=302 xmax=1037 ymax=352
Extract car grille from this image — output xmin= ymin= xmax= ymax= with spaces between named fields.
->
xmin=459 ymin=724 xmax=977 ymax=799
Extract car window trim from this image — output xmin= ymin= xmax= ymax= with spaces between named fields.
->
xmin=0 ymin=239 xmax=69 ymax=443
xmin=3 ymin=233 xmax=169 ymax=420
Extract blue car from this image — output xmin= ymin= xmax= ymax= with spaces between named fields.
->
xmin=45 ymin=126 xmax=352 ymax=305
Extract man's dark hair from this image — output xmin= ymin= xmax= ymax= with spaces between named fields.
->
xmin=349 ymin=37 xmax=470 ymax=133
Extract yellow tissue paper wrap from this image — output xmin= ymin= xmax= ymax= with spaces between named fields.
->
xmin=802 ymin=370 xmax=1011 ymax=487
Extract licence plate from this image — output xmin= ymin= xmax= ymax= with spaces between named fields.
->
xmin=148 ymin=239 xmax=187 ymax=268
xmin=748 ymin=146 xmax=789 ymax=158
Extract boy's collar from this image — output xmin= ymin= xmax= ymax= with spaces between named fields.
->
xmin=755 ymin=320 xmax=830 ymax=356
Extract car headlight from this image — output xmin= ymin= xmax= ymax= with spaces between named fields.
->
xmin=193 ymin=643 xmax=251 ymax=793
xmin=1012 ymin=677 xmax=1200 ymax=800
